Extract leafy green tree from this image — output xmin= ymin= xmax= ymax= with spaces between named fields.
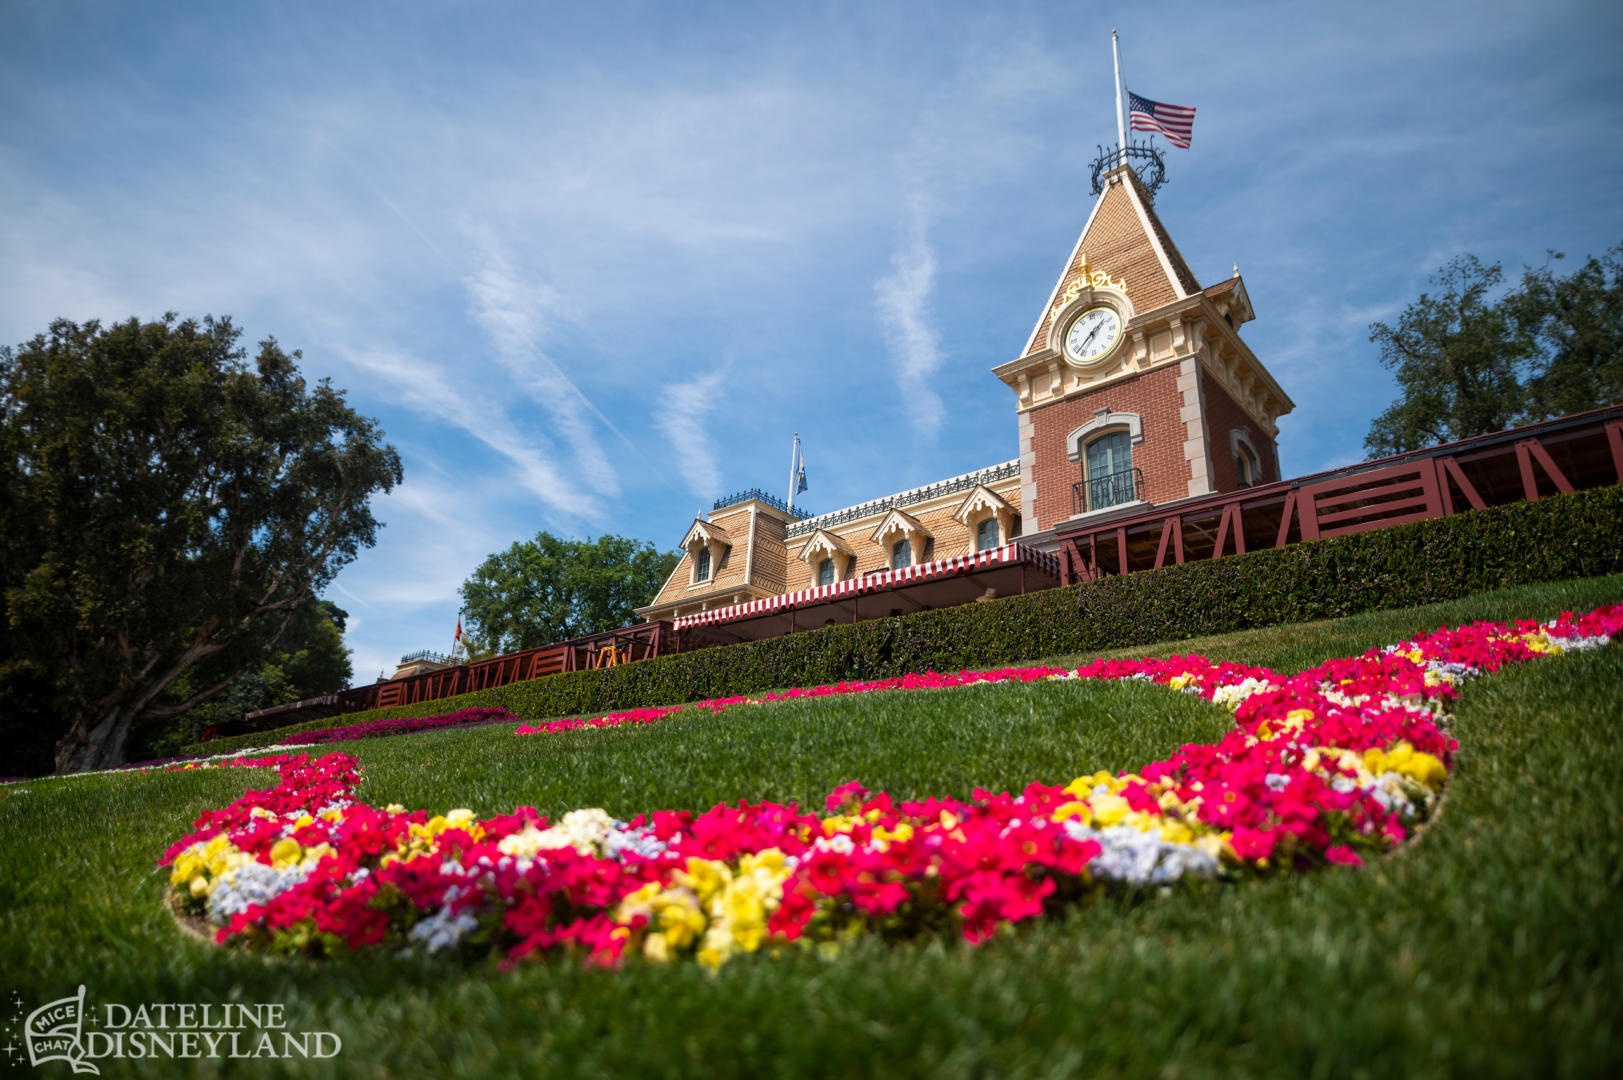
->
xmin=1513 ymin=245 xmax=1623 ymax=420
xmin=1365 ymin=244 xmax=1623 ymax=456
xmin=0 ymin=315 xmax=401 ymax=773
xmin=1364 ymin=255 xmax=1533 ymax=455
xmin=126 ymin=599 xmax=354 ymax=759
xmin=459 ymin=533 xmax=680 ymax=653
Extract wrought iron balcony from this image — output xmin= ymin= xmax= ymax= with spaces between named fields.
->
xmin=1072 ymin=467 xmax=1145 ymax=516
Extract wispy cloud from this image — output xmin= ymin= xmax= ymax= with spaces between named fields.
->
xmin=462 ymin=234 xmax=622 ymax=497
xmin=338 ymin=346 xmax=595 ymax=518
xmin=655 ymin=364 xmax=730 ymax=500
xmin=875 ymin=190 xmax=945 ymax=439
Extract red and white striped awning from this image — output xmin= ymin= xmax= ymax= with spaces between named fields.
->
xmin=671 ymin=543 xmax=1062 ymax=630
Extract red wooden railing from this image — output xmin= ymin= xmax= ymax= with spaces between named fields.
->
xmin=1054 ymin=405 xmax=1623 ymax=584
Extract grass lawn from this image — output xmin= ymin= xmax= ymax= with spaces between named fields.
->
xmin=2 ymin=574 xmax=1621 ymax=1078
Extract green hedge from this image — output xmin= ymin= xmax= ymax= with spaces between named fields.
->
xmin=190 ymin=485 xmax=1623 ymax=756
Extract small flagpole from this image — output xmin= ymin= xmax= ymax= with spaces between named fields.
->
xmin=787 ymin=432 xmax=799 ymax=512
xmin=1112 ymin=30 xmax=1128 ymax=168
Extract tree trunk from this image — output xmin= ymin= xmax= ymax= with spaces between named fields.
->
xmin=54 ymin=704 xmax=134 ymax=774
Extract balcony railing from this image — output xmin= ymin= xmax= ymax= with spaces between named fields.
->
xmin=1072 ymin=467 xmax=1144 ymax=516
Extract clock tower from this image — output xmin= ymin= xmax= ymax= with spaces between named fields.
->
xmin=994 ymin=160 xmax=1293 ymax=536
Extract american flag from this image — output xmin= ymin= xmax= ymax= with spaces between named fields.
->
xmin=1128 ymin=90 xmax=1195 ymax=149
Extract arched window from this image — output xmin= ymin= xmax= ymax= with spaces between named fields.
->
xmin=816 ymin=557 xmax=835 ymax=586
xmin=694 ymin=545 xmax=711 ymax=583
xmin=975 ymin=516 xmax=999 ymax=551
xmin=890 ymin=539 xmax=911 ymax=570
xmin=1085 ymin=429 xmax=1135 ymax=510
xmin=1235 ymin=441 xmax=1260 ymax=488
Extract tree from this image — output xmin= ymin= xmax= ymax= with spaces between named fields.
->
xmin=1364 ymin=255 xmax=1533 ymax=456
xmin=1364 ymin=244 xmax=1623 ymax=456
xmin=1513 ymin=245 xmax=1623 ymax=420
xmin=125 ymin=598 xmax=354 ymax=761
xmin=0 ymin=315 xmax=401 ymax=773
xmin=459 ymin=533 xmax=680 ymax=654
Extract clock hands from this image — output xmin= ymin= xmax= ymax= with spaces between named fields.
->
xmin=1078 ymin=321 xmax=1104 ymax=354
xmin=1068 ymin=309 xmax=1118 ymax=361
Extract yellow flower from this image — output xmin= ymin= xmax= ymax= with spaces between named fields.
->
xmin=643 ymin=932 xmax=671 ymax=963
xmin=1089 ymin=792 xmax=1131 ymax=827
xmin=269 ymin=837 xmax=302 ymax=868
xmin=1364 ymin=742 xmax=1448 ymax=788
xmin=658 ymin=897 xmax=707 ymax=949
xmin=739 ymin=849 xmax=788 ymax=877
xmin=697 ymin=924 xmax=733 ymax=970
xmin=1064 ymin=770 xmax=1117 ymax=797
xmin=1052 ymin=801 xmax=1092 ymax=825
xmin=301 ymin=842 xmax=335 ymax=868
xmin=677 ymin=858 xmax=732 ymax=904
xmin=444 ymin=808 xmax=483 ymax=838
xmin=497 ymin=826 xmax=545 ymax=857
xmin=1157 ymin=820 xmax=1194 ymax=845
xmin=170 ymin=848 xmax=203 ymax=885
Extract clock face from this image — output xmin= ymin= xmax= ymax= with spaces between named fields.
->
xmin=1064 ymin=306 xmax=1122 ymax=365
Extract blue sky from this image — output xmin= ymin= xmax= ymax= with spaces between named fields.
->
xmin=4 ymin=1 xmax=1622 ymax=683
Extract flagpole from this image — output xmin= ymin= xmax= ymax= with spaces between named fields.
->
xmin=787 ymin=432 xmax=799 ymax=512
xmin=1112 ymin=30 xmax=1128 ymax=168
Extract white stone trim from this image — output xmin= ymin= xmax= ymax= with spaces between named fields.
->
xmin=1045 ymin=287 xmax=1136 ymax=370
xmin=1120 ymin=170 xmax=1190 ymax=301
xmin=1065 ymin=498 xmax=1150 ymax=524
xmin=679 ymin=519 xmax=731 ymax=550
xmin=871 ymin=508 xmax=932 ymax=567
xmin=1230 ymin=427 xmax=1263 ymax=485
xmin=1066 ymin=408 xmax=1144 ymax=463
xmin=953 ymin=484 xmax=1017 ymax=551
xmin=1180 ymin=358 xmax=1215 ymax=498
xmin=1018 ymin=409 xmax=1038 ymax=532
xmin=1018 ymin=184 xmax=1114 ymax=357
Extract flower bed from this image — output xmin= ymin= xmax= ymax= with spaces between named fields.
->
xmin=277 ymin=706 xmax=519 ymax=747
xmin=160 ymin=605 xmax=1621 ymax=969
xmin=513 ymin=668 xmax=1069 ymax=736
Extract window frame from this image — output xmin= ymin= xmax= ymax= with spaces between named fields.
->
xmin=975 ymin=515 xmax=1000 ymax=552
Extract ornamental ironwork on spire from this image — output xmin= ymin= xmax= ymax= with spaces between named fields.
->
xmin=1090 ymin=141 xmax=1167 ymax=201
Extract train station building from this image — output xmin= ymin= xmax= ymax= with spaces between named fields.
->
xmin=634 ymin=161 xmax=1294 ymax=642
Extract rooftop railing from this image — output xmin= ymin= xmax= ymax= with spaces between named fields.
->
xmin=712 ymin=488 xmax=812 ymax=519
xmin=398 ymin=649 xmax=462 ymax=666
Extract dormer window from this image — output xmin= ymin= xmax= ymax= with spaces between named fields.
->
xmin=694 ymin=545 xmax=711 ymax=582
xmin=817 ymin=557 xmax=835 ymax=586
xmin=891 ymin=539 xmax=912 ymax=570
xmin=976 ymin=516 xmax=999 ymax=551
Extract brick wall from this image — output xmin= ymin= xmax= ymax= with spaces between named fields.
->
xmin=1199 ymin=368 xmax=1281 ymax=491
xmin=1026 ymin=363 xmax=1190 ymax=527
